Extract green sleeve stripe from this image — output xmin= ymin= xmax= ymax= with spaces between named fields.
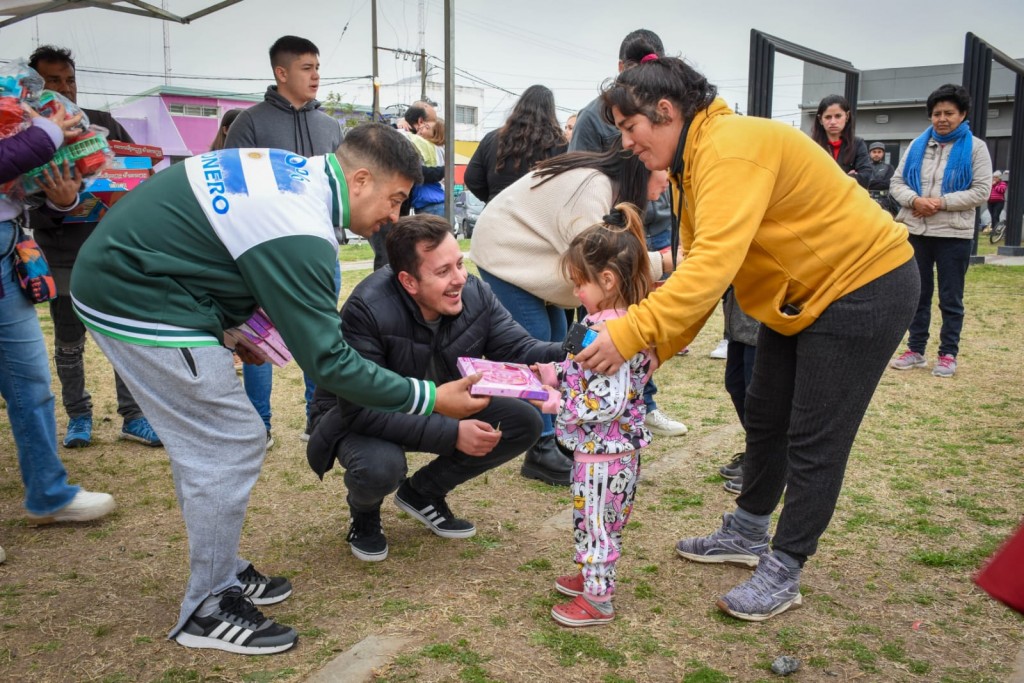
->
xmin=404 ymin=379 xmax=436 ymax=416
xmin=423 ymin=381 xmax=436 ymax=416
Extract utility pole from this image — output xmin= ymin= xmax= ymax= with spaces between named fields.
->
xmin=371 ymin=0 xmax=380 ymax=119
xmin=418 ymin=0 xmax=427 ymax=101
xmin=443 ymin=0 xmax=454 ymax=221
xmin=420 ymin=49 xmax=428 ymax=102
xmin=162 ymin=0 xmax=171 ymax=85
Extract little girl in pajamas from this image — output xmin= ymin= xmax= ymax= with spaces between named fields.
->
xmin=537 ymin=203 xmax=653 ymax=627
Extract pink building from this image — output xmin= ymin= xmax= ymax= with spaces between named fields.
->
xmin=108 ymin=86 xmax=372 ymax=167
xmin=108 ymin=86 xmax=260 ymax=166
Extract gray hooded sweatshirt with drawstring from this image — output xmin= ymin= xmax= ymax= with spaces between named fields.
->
xmin=225 ymin=86 xmax=343 ymax=156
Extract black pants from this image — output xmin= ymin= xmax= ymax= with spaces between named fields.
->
xmin=49 ymin=293 xmax=141 ymax=420
xmin=724 ymin=341 xmax=756 ymax=427
xmin=988 ymin=200 xmax=1004 ymax=226
xmin=737 ymin=260 xmax=918 ymax=564
xmin=338 ymin=397 xmax=542 ymax=512
xmin=907 ymin=234 xmax=972 ymax=358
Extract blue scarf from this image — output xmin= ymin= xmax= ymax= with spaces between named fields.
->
xmin=902 ymin=121 xmax=974 ymax=196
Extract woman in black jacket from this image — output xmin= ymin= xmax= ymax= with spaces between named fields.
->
xmin=810 ymin=95 xmax=872 ymax=188
xmin=464 ymin=84 xmax=567 ymax=203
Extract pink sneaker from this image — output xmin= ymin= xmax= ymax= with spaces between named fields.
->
xmin=890 ymin=350 xmax=927 ymax=370
xmin=932 ymin=354 xmax=957 ymax=378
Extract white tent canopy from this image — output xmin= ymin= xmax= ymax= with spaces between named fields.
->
xmin=0 ymin=0 xmax=242 ymax=28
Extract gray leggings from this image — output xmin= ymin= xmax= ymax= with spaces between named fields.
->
xmin=90 ymin=333 xmax=262 ymax=637
xmin=737 ymin=260 xmax=919 ymax=564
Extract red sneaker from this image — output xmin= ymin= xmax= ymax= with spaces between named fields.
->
xmin=554 ymin=573 xmax=584 ymax=597
xmin=551 ymin=595 xmax=614 ymax=627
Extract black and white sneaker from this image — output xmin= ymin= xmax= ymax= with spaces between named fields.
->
xmin=348 ymin=508 xmax=388 ymax=562
xmin=174 ymin=588 xmax=297 ymax=655
xmin=237 ymin=563 xmax=292 ymax=605
xmin=394 ymin=480 xmax=476 ymax=539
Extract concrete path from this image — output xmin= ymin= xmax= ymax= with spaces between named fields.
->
xmin=304 ymin=634 xmax=414 ymax=683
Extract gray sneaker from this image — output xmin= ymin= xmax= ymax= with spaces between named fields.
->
xmin=675 ymin=513 xmax=769 ymax=567
xmin=932 ymin=354 xmax=957 ymax=378
xmin=717 ymin=553 xmax=802 ymax=622
xmin=890 ymin=350 xmax=927 ymax=370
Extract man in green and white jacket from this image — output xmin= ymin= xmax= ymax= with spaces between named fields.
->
xmin=71 ymin=123 xmax=487 ymax=655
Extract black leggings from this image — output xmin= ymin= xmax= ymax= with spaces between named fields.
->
xmin=737 ymin=260 xmax=919 ymax=564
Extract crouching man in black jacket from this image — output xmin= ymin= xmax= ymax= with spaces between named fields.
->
xmin=307 ymin=214 xmax=563 ymax=561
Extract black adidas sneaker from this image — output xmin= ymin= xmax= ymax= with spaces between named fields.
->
xmin=394 ymin=480 xmax=476 ymax=539
xmin=174 ymin=588 xmax=297 ymax=655
xmin=237 ymin=563 xmax=292 ymax=605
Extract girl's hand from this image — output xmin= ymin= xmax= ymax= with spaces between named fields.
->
xmin=39 ymin=159 xmax=80 ymax=208
xmin=574 ymin=323 xmax=626 ymax=375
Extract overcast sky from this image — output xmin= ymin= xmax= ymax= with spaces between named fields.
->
xmin=1 ymin=0 xmax=1021 ymax=130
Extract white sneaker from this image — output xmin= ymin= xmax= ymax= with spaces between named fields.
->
xmin=709 ymin=339 xmax=729 ymax=359
xmin=26 ymin=490 xmax=115 ymax=526
xmin=645 ymin=409 xmax=688 ymax=437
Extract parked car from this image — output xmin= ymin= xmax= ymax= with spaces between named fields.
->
xmin=454 ymin=190 xmax=485 ymax=238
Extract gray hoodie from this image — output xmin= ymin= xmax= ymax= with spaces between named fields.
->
xmin=225 ymin=86 xmax=343 ymax=156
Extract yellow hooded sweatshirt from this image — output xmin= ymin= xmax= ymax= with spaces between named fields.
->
xmin=607 ymin=99 xmax=914 ymax=363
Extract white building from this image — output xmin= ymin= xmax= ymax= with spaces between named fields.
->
xmin=348 ymin=76 xmax=486 ymax=141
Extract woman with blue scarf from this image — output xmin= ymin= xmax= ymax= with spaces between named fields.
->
xmin=889 ymin=84 xmax=992 ymax=378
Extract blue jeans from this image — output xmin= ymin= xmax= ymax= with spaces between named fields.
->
xmin=416 ymin=202 xmax=446 ymax=217
xmin=642 ymin=230 xmax=673 ymax=413
xmin=0 ymin=221 xmax=79 ymax=515
xmin=245 ymin=260 xmax=342 ymax=429
xmin=906 ymin=234 xmax=972 ymax=358
xmin=478 ymin=268 xmax=567 ymax=437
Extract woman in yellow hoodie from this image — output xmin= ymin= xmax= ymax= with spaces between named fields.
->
xmin=575 ymin=54 xmax=919 ymax=622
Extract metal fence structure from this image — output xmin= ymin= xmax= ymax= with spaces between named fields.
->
xmin=963 ymin=32 xmax=1023 ymax=258
xmin=747 ymin=30 xmax=859 ymax=119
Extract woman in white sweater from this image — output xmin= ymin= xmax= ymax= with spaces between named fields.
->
xmin=469 ymin=146 xmax=675 ymax=485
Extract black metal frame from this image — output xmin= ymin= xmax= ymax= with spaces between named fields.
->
xmin=747 ymin=30 xmax=859 ymax=119
xmin=963 ymin=32 xmax=1024 ymax=257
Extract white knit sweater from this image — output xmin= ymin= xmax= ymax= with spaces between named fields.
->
xmin=468 ymin=167 xmax=664 ymax=308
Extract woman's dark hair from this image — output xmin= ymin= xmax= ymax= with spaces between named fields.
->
xmin=618 ymin=29 xmax=664 ymax=66
xmin=561 ymin=202 xmax=652 ymax=309
xmin=927 ymin=84 xmax=970 ymax=117
xmin=495 ymin=84 xmax=566 ymax=174
xmin=210 ymin=108 xmax=244 ymax=151
xmin=531 ymin=140 xmax=651 ymax=214
xmin=600 ymin=56 xmax=717 ymax=128
xmin=811 ymin=95 xmax=856 ymax=166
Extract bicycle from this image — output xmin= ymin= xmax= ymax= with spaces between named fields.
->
xmin=990 ymin=220 xmax=1006 ymax=244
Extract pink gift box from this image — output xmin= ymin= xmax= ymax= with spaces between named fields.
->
xmin=457 ymin=357 xmax=550 ymax=401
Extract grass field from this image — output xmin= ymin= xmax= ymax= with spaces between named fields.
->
xmin=0 ymin=250 xmax=1021 ymax=683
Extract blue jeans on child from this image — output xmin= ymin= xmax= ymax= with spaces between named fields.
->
xmin=0 ymin=220 xmax=79 ymax=515
xmin=478 ymin=268 xmax=567 ymax=438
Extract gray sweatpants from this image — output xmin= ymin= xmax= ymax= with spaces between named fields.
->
xmin=90 ymin=333 xmax=264 ymax=637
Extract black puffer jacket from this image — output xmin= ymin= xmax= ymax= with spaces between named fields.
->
xmin=307 ymin=267 xmax=563 ymax=478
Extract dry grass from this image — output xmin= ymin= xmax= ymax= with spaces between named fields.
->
xmin=0 ymin=259 xmax=1021 ymax=683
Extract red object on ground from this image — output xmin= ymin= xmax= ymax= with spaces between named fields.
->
xmin=975 ymin=523 xmax=1024 ymax=614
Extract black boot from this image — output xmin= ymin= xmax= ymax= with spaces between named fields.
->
xmin=521 ymin=435 xmax=572 ymax=486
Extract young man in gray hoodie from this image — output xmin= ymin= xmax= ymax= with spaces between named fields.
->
xmin=225 ymin=35 xmax=345 ymax=445
xmin=225 ymin=35 xmax=343 ymax=155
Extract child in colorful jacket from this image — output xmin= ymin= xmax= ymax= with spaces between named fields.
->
xmin=536 ymin=203 xmax=653 ymax=627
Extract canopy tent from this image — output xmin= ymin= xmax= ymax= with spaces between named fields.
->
xmin=0 ymin=0 xmax=242 ymax=28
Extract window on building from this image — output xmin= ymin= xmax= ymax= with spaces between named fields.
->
xmin=455 ymin=105 xmax=478 ymax=126
xmin=168 ymin=103 xmax=220 ymax=117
